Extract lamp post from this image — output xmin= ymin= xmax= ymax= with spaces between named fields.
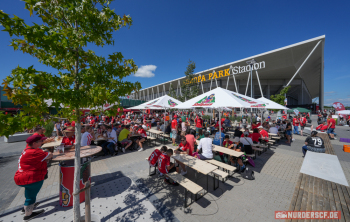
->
xmin=246 ymin=59 xmax=257 ymax=98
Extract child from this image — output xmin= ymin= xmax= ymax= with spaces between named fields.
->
xmin=148 ymin=146 xmax=167 ymax=167
xmin=229 ymin=137 xmax=246 ymax=172
xmin=158 ymin=149 xmax=179 ymax=186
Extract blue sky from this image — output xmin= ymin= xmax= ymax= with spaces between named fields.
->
xmin=1 ymin=0 xmax=350 ymax=106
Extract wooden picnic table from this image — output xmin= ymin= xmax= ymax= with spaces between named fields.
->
xmin=172 ymin=154 xmax=217 ymax=195
xmin=212 ymin=145 xmax=244 ymax=157
xmin=52 ymin=145 xmax=102 ymax=162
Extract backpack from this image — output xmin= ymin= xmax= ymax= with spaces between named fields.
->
xmin=241 ymin=166 xmax=255 ymax=180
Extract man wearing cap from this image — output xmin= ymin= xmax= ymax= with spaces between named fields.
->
xmin=258 ymin=126 xmax=269 ymax=143
xmin=14 ymin=135 xmax=53 ymax=221
xmin=62 ymin=126 xmax=76 ymax=146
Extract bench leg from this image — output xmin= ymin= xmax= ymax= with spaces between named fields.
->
xmin=184 ymin=189 xmax=188 ymax=208
xmin=149 ymin=165 xmax=156 ymax=176
xmin=213 ymin=174 xmax=219 ymax=190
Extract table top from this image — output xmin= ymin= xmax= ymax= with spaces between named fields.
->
xmin=42 ymin=139 xmax=62 ymax=148
xmin=172 ymin=154 xmax=217 ymax=175
xmin=52 ymin=145 xmax=102 ymax=161
xmin=212 ymin=145 xmax=244 ymax=157
xmin=148 ymin=129 xmax=163 ymax=134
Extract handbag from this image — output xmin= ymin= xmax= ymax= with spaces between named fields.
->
xmin=192 ymin=152 xmax=200 ymax=159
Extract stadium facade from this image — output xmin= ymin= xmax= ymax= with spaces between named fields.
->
xmin=130 ymin=35 xmax=325 ymax=110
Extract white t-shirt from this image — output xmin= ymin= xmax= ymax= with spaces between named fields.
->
xmin=269 ymin=127 xmax=278 ymax=134
xmin=107 ymin=129 xmax=117 ymax=144
xmin=257 ymin=116 xmax=261 ymax=122
xmin=81 ymin=132 xmax=93 ymax=146
xmin=240 ymin=137 xmax=253 ymax=146
xmin=197 ymin=137 xmax=213 ymax=159
xmin=181 ymin=122 xmax=186 ymax=131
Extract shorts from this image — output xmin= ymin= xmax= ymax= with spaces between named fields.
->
xmin=286 ymin=130 xmax=292 ymax=136
xmin=166 ymin=166 xmax=177 ymax=174
xmin=196 ymin=127 xmax=201 ymax=133
xmin=300 ymin=126 xmax=305 ymax=130
xmin=198 ymin=154 xmax=212 ymax=160
xmin=121 ymin=139 xmax=132 ymax=144
xmin=171 ymin=129 xmax=177 ymax=139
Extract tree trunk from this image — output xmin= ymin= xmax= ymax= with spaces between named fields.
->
xmin=73 ymin=20 xmax=81 ymax=222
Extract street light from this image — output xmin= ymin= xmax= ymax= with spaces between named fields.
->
xmin=246 ymin=59 xmax=257 ymax=98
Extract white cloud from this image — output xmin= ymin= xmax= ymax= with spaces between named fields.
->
xmin=134 ymin=65 xmax=156 ymax=78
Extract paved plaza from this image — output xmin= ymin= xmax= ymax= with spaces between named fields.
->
xmin=1 ymin=115 xmax=350 ymax=221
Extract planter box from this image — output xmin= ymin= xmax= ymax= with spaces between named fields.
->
xmin=4 ymin=133 xmax=33 ymax=143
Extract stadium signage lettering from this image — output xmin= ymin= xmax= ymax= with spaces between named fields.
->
xmin=184 ymin=61 xmax=266 ymax=85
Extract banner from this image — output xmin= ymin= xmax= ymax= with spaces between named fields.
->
xmin=294 ymin=109 xmax=299 ymax=116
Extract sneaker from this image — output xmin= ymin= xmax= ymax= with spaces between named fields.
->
xmin=138 ymin=148 xmax=144 ymax=152
xmin=23 ymin=209 xmax=45 ymax=221
xmin=111 ymin=152 xmax=117 ymax=156
xmin=21 ymin=203 xmax=40 ymax=214
xmin=334 ymin=137 xmax=337 ymax=140
xmin=292 ymin=138 xmax=295 ymax=141
xmin=172 ymin=182 xmax=180 ymax=186
xmin=164 ymin=178 xmax=171 ymax=185
xmin=180 ymin=170 xmax=187 ymax=176
xmin=122 ymin=148 xmax=125 ymax=153
xmin=173 ymin=143 xmax=178 ymax=146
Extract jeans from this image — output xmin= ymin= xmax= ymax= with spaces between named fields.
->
xmin=19 ymin=180 xmax=44 ymax=206
xmin=327 ymin=128 xmax=337 ymax=136
xmin=102 ymin=142 xmax=115 ymax=155
xmin=293 ymin=126 xmax=299 ymax=134
xmin=302 ymin=145 xmax=325 ymax=156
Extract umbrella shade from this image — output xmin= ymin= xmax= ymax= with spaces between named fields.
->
xmin=128 ymin=97 xmax=165 ymax=110
xmin=337 ymin=110 xmax=350 ymax=115
xmin=149 ymin=95 xmax=183 ymax=109
xmin=287 ymin=107 xmax=311 ymax=113
xmin=174 ymin=87 xmax=265 ymax=109
xmin=257 ymin=97 xmax=289 ymax=110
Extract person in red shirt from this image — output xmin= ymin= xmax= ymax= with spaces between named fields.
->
xmin=327 ymin=114 xmax=337 ymax=138
xmin=33 ymin=127 xmax=45 ymax=138
xmin=195 ymin=115 xmax=203 ymax=133
xmin=251 ymin=128 xmax=261 ymax=143
xmin=158 ymin=149 xmax=179 ymax=186
xmin=292 ymin=116 xmax=300 ymax=135
xmin=148 ymin=146 xmax=167 ymax=167
xmin=299 ymin=114 xmax=307 ymax=136
xmin=14 ymin=135 xmax=53 ymax=220
xmin=185 ymin=129 xmax=196 ymax=155
xmin=221 ymin=135 xmax=233 ymax=163
xmin=251 ymin=121 xmax=259 ymax=130
xmin=175 ymin=136 xmax=192 ymax=175
xmin=171 ymin=116 xmax=178 ymax=146
xmin=258 ymin=126 xmax=269 ymax=142
xmin=64 ymin=120 xmax=71 ymax=127
xmin=62 ymin=126 xmax=76 ymax=146
xmin=136 ymin=125 xmax=147 ymax=151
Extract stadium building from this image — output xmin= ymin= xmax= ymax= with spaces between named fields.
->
xmin=131 ymin=35 xmax=325 ymax=110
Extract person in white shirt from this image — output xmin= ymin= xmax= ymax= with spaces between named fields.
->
xmin=269 ymin=124 xmax=279 ymax=135
xmin=81 ymin=126 xmax=93 ymax=147
xmin=101 ymin=126 xmax=117 ymax=156
xmin=257 ymin=115 xmax=261 ymax=122
xmin=197 ymin=132 xmax=213 ymax=160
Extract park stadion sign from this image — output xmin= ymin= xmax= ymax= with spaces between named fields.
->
xmin=184 ymin=61 xmax=266 ymax=85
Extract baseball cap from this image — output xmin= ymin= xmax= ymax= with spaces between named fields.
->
xmin=26 ymin=135 xmax=47 ymax=144
xmin=258 ymin=126 xmax=263 ymax=129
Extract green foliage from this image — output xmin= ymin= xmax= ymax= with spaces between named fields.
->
xmin=270 ymin=86 xmax=290 ymax=106
xmin=177 ymin=60 xmax=199 ymax=102
xmin=202 ymin=115 xmax=211 ymax=120
xmin=0 ymin=0 xmax=141 ymax=136
xmin=43 ymin=121 xmax=55 ymax=137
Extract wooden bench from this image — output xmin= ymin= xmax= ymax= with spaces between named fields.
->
xmin=147 ymin=136 xmax=157 ymax=146
xmin=205 ymin=159 xmax=237 ymax=177
xmin=167 ymin=172 xmax=204 ymax=208
xmin=287 ymin=133 xmax=349 ymax=222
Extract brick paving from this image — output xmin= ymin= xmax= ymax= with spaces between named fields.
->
xmin=1 ymin=115 xmax=350 ymax=221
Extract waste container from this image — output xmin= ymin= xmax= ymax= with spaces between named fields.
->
xmin=59 ymin=159 xmax=91 ymax=207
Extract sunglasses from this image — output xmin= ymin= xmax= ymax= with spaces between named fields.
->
xmin=181 ymin=140 xmax=185 ymax=141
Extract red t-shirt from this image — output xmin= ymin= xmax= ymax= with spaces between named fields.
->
xmin=158 ymin=154 xmax=171 ymax=174
xmin=148 ymin=149 xmax=161 ymax=166
xmin=195 ymin=117 xmax=202 ymax=128
xmin=321 ymin=125 xmax=328 ymax=131
xmin=62 ymin=136 xmax=75 ymax=146
xmin=251 ymin=132 xmax=261 ymax=143
xmin=64 ymin=122 xmax=71 ymax=127
xmin=33 ymin=133 xmax=45 ymax=137
xmin=329 ymin=118 xmax=336 ymax=129
xmin=223 ymin=140 xmax=233 ymax=148
xmin=179 ymin=142 xmax=192 ymax=156
xmin=293 ymin=118 xmax=299 ymax=126
xmin=171 ymin=119 xmax=177 ymax=129
xmin=316 ymin=124 xmax=323 ymax=130
xmin=137 ymin=129 xmax=147 ymax=138
xmin=300 ymin=117 xmax=307 ymax=126
xmin=185 ymin=134 xmax=196 ymax=153
xmin=14 ymin=147 xmax=49 ymax=185
xmin=259 ymin=130 xmax=269 ymax=139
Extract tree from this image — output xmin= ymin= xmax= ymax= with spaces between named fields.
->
xmin=177 ymin=60 xmax=198 ymax=102
xmin=0 ymin=1 xmax=141 ymax=221
xmin=270 ymin=86 xmax=290 ymax=108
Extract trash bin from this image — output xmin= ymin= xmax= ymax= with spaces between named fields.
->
xmin=59 ymin=159 xmax=91 ymax=207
